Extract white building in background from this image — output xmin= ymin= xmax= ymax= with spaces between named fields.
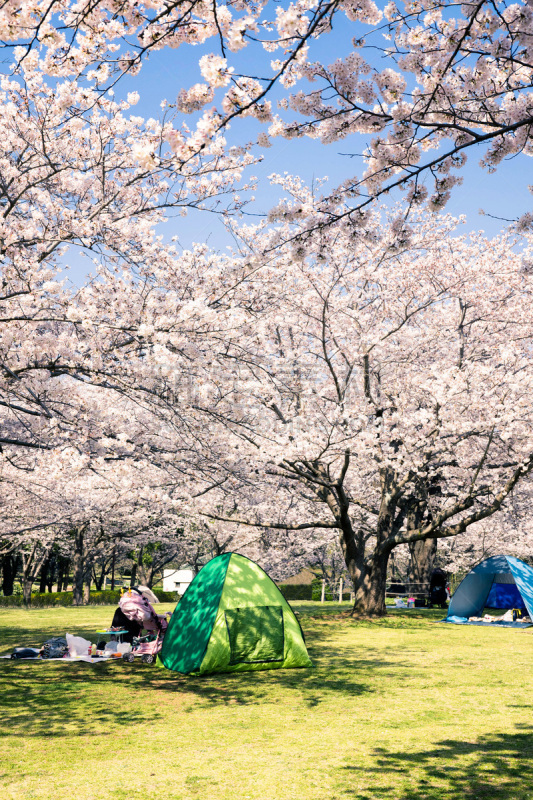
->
xmin=163 ymin=568 xmax=194 ymax=595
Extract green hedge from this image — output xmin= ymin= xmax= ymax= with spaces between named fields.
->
xmin=277 ymin=584 xmax=313 ymax=601
xmin=0 ymin=589 xmax=178 ymax=608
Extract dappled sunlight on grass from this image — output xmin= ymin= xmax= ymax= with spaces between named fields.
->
xmin=342 ymin=727 xmax=533 ymax=800
xmin=1 ymin=602 xmax=532 ymax=800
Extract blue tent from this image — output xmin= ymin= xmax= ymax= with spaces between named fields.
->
xmin=445 ymin=555 xmax=533 ymax=627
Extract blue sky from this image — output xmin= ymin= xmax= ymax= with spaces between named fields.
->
xmin=65 ymin=13 xmax=533 ymax=280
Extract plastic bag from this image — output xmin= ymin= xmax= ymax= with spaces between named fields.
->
xmin=104 ymin=640 xmax=118 ymax=653
xmin=66 ymin=633 xmax=92 ymax=657
xmin=117 ymin=642 xmax=132 ymax=654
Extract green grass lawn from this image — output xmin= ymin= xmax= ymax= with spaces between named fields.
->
xmin=1 ymin=602 xmax=532 ymax=800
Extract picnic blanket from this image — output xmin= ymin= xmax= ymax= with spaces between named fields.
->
xmin=1 ymin=653 xmax=121 ymax=663
xmin=441 ymin=615 xmax=533 ymax=628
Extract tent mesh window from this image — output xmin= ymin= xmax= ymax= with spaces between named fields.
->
xmin=225 ymin=605 xmax=285 ymax=665
xmin=494 ymin=573 xmax=515 ymax=584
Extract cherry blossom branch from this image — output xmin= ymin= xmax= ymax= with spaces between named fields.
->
xmin=202 ymin=512 xmax=339 ymax=530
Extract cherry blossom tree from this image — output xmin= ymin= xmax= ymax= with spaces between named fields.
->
xmin=0 ymin=370 xmax=183 ymax=602
xmin=0 ymin=8 xmax=258 ymax=455
xmin=3 ymin=0 xmax=533 ymax=605
xmin=2 ymin=0 xmax=531 ymax=451
xmin=7 ymin=181 xmax=533 ymax=612
xmin=0 ymin=1 xmax=273 ymax=577
xmin=7 ymin=198 xmax=533 ymax=609
xmin=439 ymin=481 xmax=533 ymax=575
xmin=0 ymin=369 xmax=268 ymax=599
xmin=0 ymin=0 xmax=531 ymax=235
xmin=0 ymin=0 xmax=277 ymax=457
xmin=264 ymin=0 xmax=533 ymax=231
xmin=162 ymin=201 xmax=533 ymax=616
xmin=44 ymin=182 xmax=533 ymax=614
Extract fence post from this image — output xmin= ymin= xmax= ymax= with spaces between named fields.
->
xmin=339 ymin=577 xmax=343 ymax=602
xmin=321 ymin=579 xmax=325 ymax=603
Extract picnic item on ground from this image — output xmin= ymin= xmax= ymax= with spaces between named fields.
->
xmin=61 ymin=586 xmax=171 ymax=662
xmin=5 ymin=584 xmax=167 ymax=665
xmin=42 ymin=637 xmax=69 ymax=659
xmin=98 ymin=640 xmax=131 ymax=657
xmin=95 ymin=628 xmax=130 ymax=645
xmin=66 ymin=633 xmax=92 ymax=657
xmin=4 ymin=632 xmax=122 ymax=663
xmin=11 ymin=647 xmax=40 ymax=659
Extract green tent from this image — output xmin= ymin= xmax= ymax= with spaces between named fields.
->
xmin=159 ymin=552 xmax=312 ymax=675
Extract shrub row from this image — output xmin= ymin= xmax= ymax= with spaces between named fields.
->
xmin=1 ymin=581 xmax=355 ymax=607
xmin=0 ymin=589 xmax=178 ymax=608
xmin=276 ymin=582 xmax=354 ymax=602
xmin=277 ymin=584 xmax=313 ymax=601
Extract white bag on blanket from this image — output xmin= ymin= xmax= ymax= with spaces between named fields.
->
xmin=66 ymin=633 xmax=92 ymax=657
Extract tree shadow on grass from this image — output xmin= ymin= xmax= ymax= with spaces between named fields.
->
xmin=172 ymin=646 xmax=397 ymax=710
xmin=0 ymin=609 xmax=111 ymax=652
xmin=294 ymin=604 xmax=445 ymax=626
xmin=0 ymin=621 xmax=71 ymax=654
xmin=0 ymin=606 xmax=416 ymax=740
xmin=0 ymin=663 xmax=160 ymax=739
xmin=0 ymin=638 xmax=409 ymax=738
xmin=341 ymin=724 xmax=533 ymax=800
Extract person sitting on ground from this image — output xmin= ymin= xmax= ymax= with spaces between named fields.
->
xmin=108 ymin=603 xmax=142 ymax=644
xmin=103 ymin=585 xmax=168 ymax=648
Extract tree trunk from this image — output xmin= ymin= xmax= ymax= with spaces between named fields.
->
xmin=349 ymin=551 xmax=390 ymax=617
xmin=337 ymin=514 xmax=390 ymax=617
xmin=145 ymin=564 xmax=155 ymax=589
xmin=46 ymin=557 xmax=55 ymax=592
xmin=93 ymin=561 xmax=106 ymax=591
xmin=92 ymin=522 xmax=109 ymax=591
xmin=1 ymin=554 xmax=17 ymax=596
xmin=111 ymin=546 xmax=116 ymax=591
xmin=408 ymin=538 xmax=437 ymax=584
xmin=82 ymin=549 xmax=93 ymax=605
xmin=22 ymin=576 xmax=33 ymax=606
xmin=20 ymin=542 xmax=51 ymax=607
xmin=72 ymin=527 xmax=85 ymax=605
xmin=57 ymin=558 xmax=70 ymax=592
xmin=138 ymin=561 xmax=155 ymax=588
xmin=83 ymin=563 xmax=92 ymax=604
xmin=130 ymin=547 xmax=143 ymax=586
xmin=39 ymin=558 xmax=49 ymax=593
